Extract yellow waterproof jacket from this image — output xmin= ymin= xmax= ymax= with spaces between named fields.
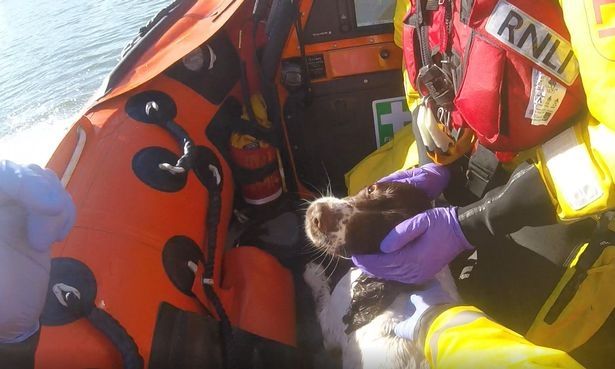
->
xmin=424 ymin=306 xmax=585 ymax=369
xmin=538 ymin=0 xmax=615 ymax=220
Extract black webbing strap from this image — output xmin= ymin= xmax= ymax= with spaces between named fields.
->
xmin=544 ymin=212 xmax=615 ymax=324
xmin=460 ymin=0 xmax=474 ymax=24
xmin=239 ymin=60 xmax=260 ymax=126
xmin=465 ymin=143 xmax=502 ymax=198
xmin=414 ymin=0 xmax=456 ymax=110
xmin=232 ymin=161 xmax=278 ymax=185
xmin=415 ymin=0 xmax=433 ymax=68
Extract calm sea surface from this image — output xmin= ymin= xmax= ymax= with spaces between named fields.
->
xmin=0 ymin=0 xmax=170 ymax=164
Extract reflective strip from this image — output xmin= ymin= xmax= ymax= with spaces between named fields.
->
xmin=429 ymin=311 xmax=484 ymax=367
xmin=541 ymin=128 xmax=603 ymax=210
xmin=485 ymin=0 xmax=579 ymax=85
xmin=60 ymin=126 xmax=87 ymax=188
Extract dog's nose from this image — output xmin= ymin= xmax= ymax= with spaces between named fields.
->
xmin=311 ymin=203 xmax=338 ymax=233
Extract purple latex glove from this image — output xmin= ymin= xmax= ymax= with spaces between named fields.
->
xmin=0 ymin=160 xmax=75 ymax=343
xmin=377 ymin=163 xmax=451 ymax=200
xmin=352 ymin=207 xmax=474 ymax=284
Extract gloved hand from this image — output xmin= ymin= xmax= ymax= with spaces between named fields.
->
xmin=393 ymin=277 xmax=457 ymax=341
xmin=352 ymin=207 xmax=474 ymax=284
xmin=377 ymin=162 xmax=451 ymax=199
xmin=0 ymin=160 xmax=75 ymax=343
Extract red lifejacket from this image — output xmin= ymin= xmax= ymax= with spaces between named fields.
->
xmin=403 ymin=0 xmax=586 ymax=153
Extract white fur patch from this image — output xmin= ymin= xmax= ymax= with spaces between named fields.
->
xmin=305 ymin=197 xmax=353 ymax=253
xmin=304 ymin=263 xmax=436 ymax=369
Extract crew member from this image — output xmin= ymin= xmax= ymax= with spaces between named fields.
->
xmin=0 ymin=160 xmax=75 ymax=367
xmin=355 ymin=0 xmax=615 ymax=367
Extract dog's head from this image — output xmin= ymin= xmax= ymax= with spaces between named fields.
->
xmin=305 ymin=182 xmax=431 ymax=257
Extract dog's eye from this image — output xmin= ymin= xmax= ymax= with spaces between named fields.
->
xmin=367 ymin=185 xmax=376 ymax=195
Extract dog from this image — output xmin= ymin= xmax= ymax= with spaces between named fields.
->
xmin=304 ymin=182 xmax=431 ymax=256
xmin=303 ymin=181 xmax=459 ymax=369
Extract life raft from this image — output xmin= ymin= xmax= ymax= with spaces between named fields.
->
xmin=37 ymin=1 xmax=297 ymax=368
xmin=25 ymin=0 xmax=413 ymax=367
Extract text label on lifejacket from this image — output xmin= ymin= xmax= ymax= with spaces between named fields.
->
xmin=485 ymin=0 xmax=579 ymax=86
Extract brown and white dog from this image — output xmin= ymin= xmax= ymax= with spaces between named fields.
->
xmin=304 ymin=182 xmax=431 ymax=256
xmin=303 ymin=182 xmax=459 ymax=369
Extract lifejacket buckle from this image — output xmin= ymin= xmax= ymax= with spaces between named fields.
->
xmin=466 ymin=144 xmax=502 ymax=198
xmin=416 ymin=64 xmax=455 ymax=110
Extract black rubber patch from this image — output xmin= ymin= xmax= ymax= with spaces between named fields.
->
xmin=165 ymin=32 xmax=240 ymax=105
xmin=149 ymin=302 xmax=223 ymax=369
xmin=41 ymin=258 xmax=97 ymax=326
xmin=132 ymin=147 xmax=187 ymax=192
xmin=162 ymin=236 xmax=203 ymax=296
xmin=125 ymin=90 xmax=177 ymax=124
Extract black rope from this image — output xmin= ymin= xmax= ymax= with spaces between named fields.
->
xmin=146 ymin=98 xmax=235 ymax=367
xmin=64 ymin=293 xmax=144 ymax=369
xmin=202 ymin=172 xmax=237 ymax=369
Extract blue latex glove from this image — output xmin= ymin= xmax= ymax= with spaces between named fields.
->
xmin=376 ymin=163 xmax=451 ymax=199
xmin=352 ymin=207 xmax=474 ymax=284
xmin=394 ymin=278 xmax=457 ymax=341
xmin=0 ymin=160 xmax=75 ymax=343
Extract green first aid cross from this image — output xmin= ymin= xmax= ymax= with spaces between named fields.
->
xmin=372 ymin=97 xmax=412 ymax=147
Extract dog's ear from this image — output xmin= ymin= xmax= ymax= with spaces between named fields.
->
xmin=345 ymin=211 xmax=410 ymax=255
xmin=344 ymin=182 xmax=431 ymax=255
xmin=353 ymin=182 xmax=431 ymax=214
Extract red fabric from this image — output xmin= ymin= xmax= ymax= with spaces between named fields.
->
xmin=403 ymin=0 xmax=586 ymax=154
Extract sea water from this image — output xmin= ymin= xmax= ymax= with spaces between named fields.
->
xmin=0 ymin=0 xmax=170 ymax=165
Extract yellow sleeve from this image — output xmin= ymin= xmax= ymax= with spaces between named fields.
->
xmin=535 ymin=1 xmax=615 ymax=219
xmin=394 ymin=0 xmax=411 ymax=48
xmin=424 ymin=306 xmax=585 ymax=369
xmin=560 ymin=0 xmax=615 ymax=130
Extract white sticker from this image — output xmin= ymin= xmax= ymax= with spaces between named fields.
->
xmin=485 ymin=0 xmax=579 ymax=85
xmin=541 ymin=128 xmax=603 ymax=211
xmin=525 ymin=69 xmax=566 ymax=126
